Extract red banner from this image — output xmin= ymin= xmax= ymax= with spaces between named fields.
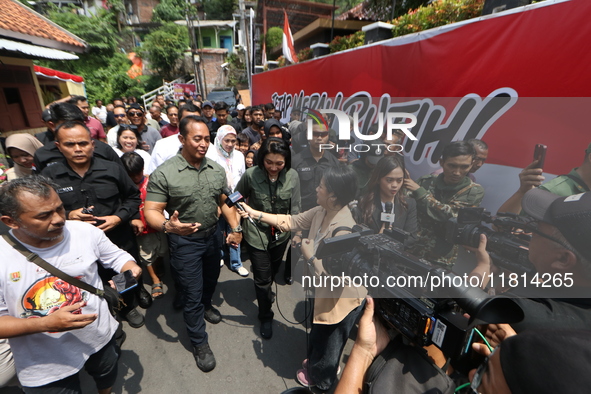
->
xmin=173 ymin=83 xmax=197 ymax=101
xmin=252 ymin=0 xmax=590 ymax=211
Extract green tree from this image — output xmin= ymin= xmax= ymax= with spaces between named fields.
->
xmin=204 ymin=0 xmax=235 ymax=20
xmin=141 ymin=23 xmax=190 ymax=80
xmin=265 ymin=26 xmax=283 ymax=58
xmin=38 ymin=5 xmax=160 ymax=103
xmin=152 ymin=0 xmax=186 ymax=22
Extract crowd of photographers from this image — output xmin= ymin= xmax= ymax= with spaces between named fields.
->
xmin=0 ymin=94 xmax=590 ymax=393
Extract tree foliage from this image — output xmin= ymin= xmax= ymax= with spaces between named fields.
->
xmin=38 ymin=5 xmax=160 ymax=103
xmin=265 ymin=26 xmax=283 ymax=58
xmin=141 ymin=23 xmax=190 ymax=80
xmin=204 ymin=0 xmax=235 ymax=20
xmin=152 ymin=0 xmax=185 ymax=22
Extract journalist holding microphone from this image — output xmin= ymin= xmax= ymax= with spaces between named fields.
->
xmin=238 ymin=165 xmax=367 ymax=391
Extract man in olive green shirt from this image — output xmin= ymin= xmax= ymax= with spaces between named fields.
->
xmin=144 ymin=116 xmax=242 ymax=373
xmin=498 ymin=142 xmax=591 ymax=214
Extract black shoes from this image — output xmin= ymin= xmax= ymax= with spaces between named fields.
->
xmin=204 ymin=307 xmax=222 ymax=324
xmin=124 ymin=308 xmax=145 ymax=328
xmin=284 ymin=275 xmax=293 ymax=285
xmin=260 ymin=320 xmax=273 ymax=339
xmin=193 ymin=343 xmax=216 ymax=372
xmin=138 ymin=286 xmax=153 ymax=309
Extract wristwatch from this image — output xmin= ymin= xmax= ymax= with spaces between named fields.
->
xmin=231 ymin=225 xmax=243 ymax=233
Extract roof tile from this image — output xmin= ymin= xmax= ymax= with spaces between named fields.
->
xmin=0 ymin=0 xmax=85 ymax=48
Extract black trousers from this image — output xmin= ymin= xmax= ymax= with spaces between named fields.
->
xmin=246 ymin=239 xmax=289 ymax=322
xmin=168 ymin=231 xmax=221 ymax=347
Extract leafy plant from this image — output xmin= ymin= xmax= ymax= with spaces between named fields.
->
xmin=204 ymin=0 xmax=235 ymax=20
xmin=141 ymin=23 xmax=190 ymax=80
xmin=265 ymin=26 xmax=283 ymax=59
xmin=329 ymin=30 xmax=365 ymax=53
xmin=152 ymin=0 xmax=186 ymax=22
xmin=297 ymin=47 xmax=312 ymax=62
xmin=391 ymin=0 xmax=485 ymax=37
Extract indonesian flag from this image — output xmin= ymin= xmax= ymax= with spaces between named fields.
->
xmin=282 ymin=11 xmax=298 ymax=63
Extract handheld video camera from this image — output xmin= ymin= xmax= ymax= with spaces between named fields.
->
xmin=315 ymin=226 xmax=524 ymax=374
xmin=445 ymin=208 xmax=535 ymax=274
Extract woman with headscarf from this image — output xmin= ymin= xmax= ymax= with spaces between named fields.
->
xmin=205 ymin=124 xmax=249 ymax=276
xmin=4 ymin=133 xmax=43 ymax=180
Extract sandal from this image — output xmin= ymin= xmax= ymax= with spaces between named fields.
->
xmin=151 ymin=283 xmax=164 ymax=299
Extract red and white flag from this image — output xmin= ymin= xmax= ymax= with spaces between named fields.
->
xmin=282 ymin=10 xmax=298 ymax=64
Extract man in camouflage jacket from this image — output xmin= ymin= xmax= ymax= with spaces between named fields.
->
xmin=404 ymin=141 xmax=485 ymax=267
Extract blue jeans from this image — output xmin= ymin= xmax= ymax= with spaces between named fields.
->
xmin=218 ymin=216 xmax=243 ymax=271
xmin=168 ymin=229 xmax=221 ymax=347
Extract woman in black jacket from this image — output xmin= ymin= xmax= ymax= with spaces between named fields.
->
xmin=354 ymin=155 xmax=418 ymax=243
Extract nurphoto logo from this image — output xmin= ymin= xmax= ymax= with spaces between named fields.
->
xmin=305 ymin=108 xmax=417 ymax=153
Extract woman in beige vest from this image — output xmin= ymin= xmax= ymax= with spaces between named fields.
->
xmin=239 ymin=165 xmax=367 ymax=390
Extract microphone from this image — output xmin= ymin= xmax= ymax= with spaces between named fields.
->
xmin=381 ymin=202 xmax=395 ymax=230
xmin=222 ymin=187 xmax=256 ymax=225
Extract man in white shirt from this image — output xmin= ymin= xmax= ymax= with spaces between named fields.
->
xmin=92 ymin=100 xmax=108 ymax=125
xmin=146 ymin=103 xmax=201 ymax=174
xmin=0 ymin=176 xmax=141 ymax=393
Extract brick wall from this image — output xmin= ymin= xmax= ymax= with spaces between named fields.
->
xmin=198 ymin=48 xmax=229 ymax=93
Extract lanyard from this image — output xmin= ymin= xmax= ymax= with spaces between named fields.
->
xmin=267 ymin=176 xmax=279 ymax=214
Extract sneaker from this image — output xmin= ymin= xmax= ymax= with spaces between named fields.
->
xmin=220 ymin=259 xmax=224 ymax=267
xmin=204 ymin=307 xmax=222 ymax=324
xmin=260 ymin=320 xmax=273 ymax=339
xmin=124 ymin=308 xmax=145 ymax=328
xmin=193 ymin=343 xmax=216 ymax=372
xmin=233 ymin=266 xmax=249 ymax=277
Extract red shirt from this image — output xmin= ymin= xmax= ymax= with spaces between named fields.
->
xmin=138 ymin=176 xmax=157 ymax=235
xmin=160 ymin=124 xmax=179 ymax=138
xmin=85 ymin=117 xmax=106 ymax=140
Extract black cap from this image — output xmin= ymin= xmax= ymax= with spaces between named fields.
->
xmin=361 ymin=144 xmax=385 ymax=166
xmin=127 ymin=103 xmax=144 ymax=113
xmin=501 ymin=329 xmax=591 ymax=394
xmin=522 ymin=188 xmax=591 ymax=261
xmin=42 ymin=109 xmax=52 ymax=122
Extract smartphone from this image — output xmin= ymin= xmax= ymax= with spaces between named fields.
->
xmin=111 ymin=270 xmax=138 ymax=294
xmin=533 ymin=144 xmax=547 ymax=169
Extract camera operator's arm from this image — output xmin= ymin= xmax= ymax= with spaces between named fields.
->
xmin=465 ymin=234 xmax=493 ymax=289
xmin=335 ymin=296 xmax=390 ymax=394
xmin=497 ymin=160 xmax=544 ymax=215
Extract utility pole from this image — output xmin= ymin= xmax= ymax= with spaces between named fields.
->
xmin=239 ymin=0 xmax=251 ymax=91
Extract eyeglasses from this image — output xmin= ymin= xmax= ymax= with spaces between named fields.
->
xmin=128 ymin=111 xmax=143 ymax=117
xmin=114 ymin=114 xmax=126 ymax=118
xmin=313 ymin=132 xmax=329 ymax=138
xmin=470 ymin=347 xmax=497 ymax=393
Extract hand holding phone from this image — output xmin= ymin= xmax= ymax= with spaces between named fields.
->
xmin=111 ymin=270 xmax=138 ymax=294
xmin=533 ymin=144 xmax=547 ymax=169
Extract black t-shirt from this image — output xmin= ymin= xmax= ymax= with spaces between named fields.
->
xmin=292 ymin=147 xmax=340 ymax=212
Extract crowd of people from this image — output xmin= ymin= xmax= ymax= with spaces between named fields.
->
xmin=0 ymin=91 xmax=590 ymax=393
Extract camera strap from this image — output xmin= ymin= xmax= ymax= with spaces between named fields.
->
xmin=2 ymin=233 xmax=105 ymax=298
xmin=564 ymin=174 xmax=590 ymax=193
xmin=331 ymin=226 xmax=353 ymax=238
